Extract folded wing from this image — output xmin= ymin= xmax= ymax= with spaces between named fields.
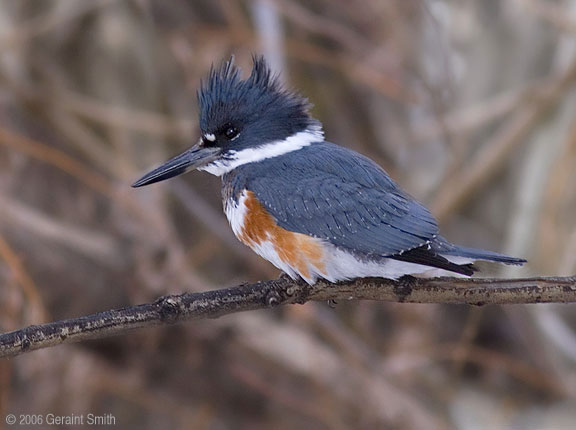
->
xmin=244 ymin=142 xmax=439 ymax=260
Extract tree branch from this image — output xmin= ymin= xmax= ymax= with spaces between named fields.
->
xmin=1 ymin=276 xmax=575 ymax=358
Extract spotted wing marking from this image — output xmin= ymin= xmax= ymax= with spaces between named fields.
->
xmin=232 ymin=191 xmax=327 ymax=281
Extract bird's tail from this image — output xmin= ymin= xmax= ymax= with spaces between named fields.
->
xmin=432 ymin=236 xmax=527 ymax=266
xmin=442 ymin=246 xmax=526 ymax=265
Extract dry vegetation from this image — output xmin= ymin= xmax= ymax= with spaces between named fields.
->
xmin=1 ymin=0 xmax=576 ymax=428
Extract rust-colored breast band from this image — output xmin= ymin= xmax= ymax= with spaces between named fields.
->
xmin=239 ymin=191 xmax=327 ymax=279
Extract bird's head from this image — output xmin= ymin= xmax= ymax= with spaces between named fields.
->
xmin=132 ymin=56 xmax=323 ymax=187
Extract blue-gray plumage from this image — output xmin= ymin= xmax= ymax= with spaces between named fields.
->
xmin=225 ymin=142 xmax=438 ymax=258
xmin=133 ymin=55 xmax=526 ymax=284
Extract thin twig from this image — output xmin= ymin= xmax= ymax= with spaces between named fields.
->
xmin=51 ymin=89 xmax=193 ymax=139
xmin=0 ymin=0 xmax=119 ymax=51
xmin=431 ymin=61 xmax=576 ymax=222
xmin=1 ymin=276 xmax=575 ymax=358
xmin=0 ymin=234 xmax=48 ymax=323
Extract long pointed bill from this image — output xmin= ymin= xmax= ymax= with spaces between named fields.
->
xmin=132 ymin=145 xmax=220 ymax=187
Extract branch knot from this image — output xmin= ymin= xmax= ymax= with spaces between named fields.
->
xmin=156 ymin=296 xmax=182 ymax=323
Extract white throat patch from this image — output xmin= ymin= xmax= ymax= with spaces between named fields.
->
xmin=199 ymin=127 xmax=324 ymax=176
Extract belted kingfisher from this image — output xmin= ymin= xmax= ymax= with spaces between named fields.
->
xmin=133 ymin=56 xmax=526 ymax=285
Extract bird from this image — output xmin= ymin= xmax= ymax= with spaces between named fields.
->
xmin=132 ymin=56 xmax=526 ymax=285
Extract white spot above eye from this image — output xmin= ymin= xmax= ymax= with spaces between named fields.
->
xmin=204 ymin=133 xmax=216 ymax=142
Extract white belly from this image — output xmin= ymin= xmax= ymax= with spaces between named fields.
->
xmin=224 ymin=193 xmax=471 ymax=285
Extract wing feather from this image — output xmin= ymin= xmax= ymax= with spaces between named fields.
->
xmin=238 ymin=142 xmax=439 ymax=259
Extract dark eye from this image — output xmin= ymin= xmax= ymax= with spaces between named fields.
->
xmin=224 ymin=126 xmax=239 ymax=140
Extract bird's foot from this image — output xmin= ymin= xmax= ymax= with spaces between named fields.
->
xmin=278 ymin=272 xmax=294 ymax=282
xmin=394 ymin=275 xmax=417 ymax=302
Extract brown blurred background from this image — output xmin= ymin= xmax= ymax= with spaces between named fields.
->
xmin=1 ymin=0 xmax=576 ymax=429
